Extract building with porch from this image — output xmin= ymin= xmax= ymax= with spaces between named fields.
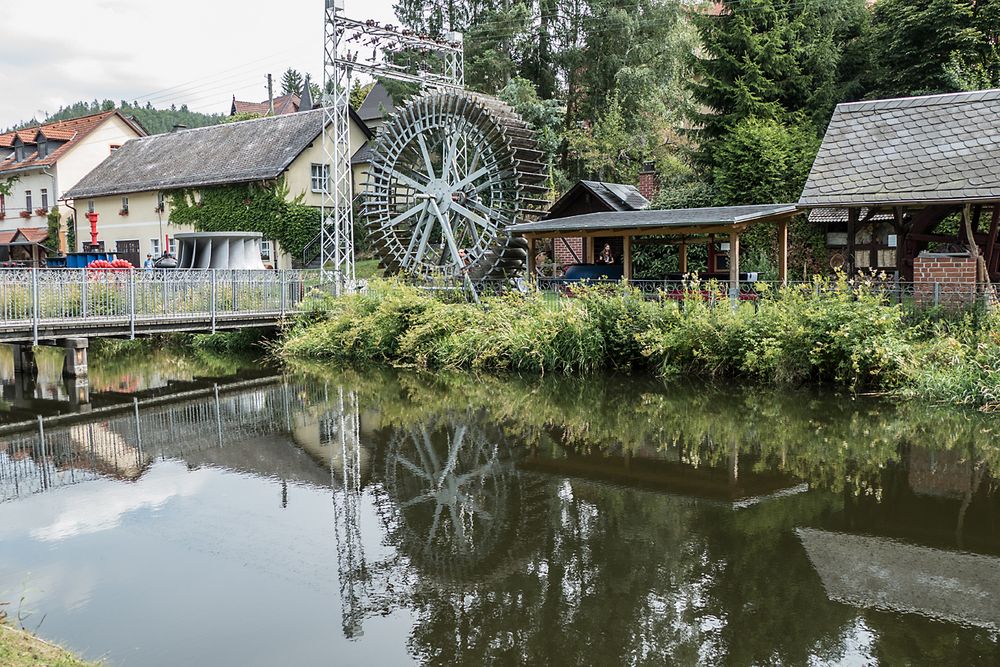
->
xmin=63 ymin=109 xmax=371 ymax=267
xmin=0 ymin=111 xmax=147 ymax=248
xmin=800 ymin=88 xmax=1000 ymax=284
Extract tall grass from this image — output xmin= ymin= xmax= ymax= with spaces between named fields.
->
xmin=279 ymin=278 xmax=1000 ymax=405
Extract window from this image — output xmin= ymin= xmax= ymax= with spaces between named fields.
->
xmin=150 ymin=238 xmax=161 ymax=257
xmin=0 ymin=194 xmax=5 ymax=216
xmin=260 ymin=240 xmax=272 ymax=261
xmin=121 ymin=196 xmax=129 ymax=213
xmin=40 ymin=189 xmax=48 ymax=211
xmin=310 ymin=163 xmax=329 ymax=193
xmin=168 ymin=237 xmax=177 ymax=256
xmin=87 ymin=200 xmax=95 ymax=213
xmin=156 ymin=192 xmax=165 ymax=212
xmin=25 ymin=190 xmax=31 ymax=213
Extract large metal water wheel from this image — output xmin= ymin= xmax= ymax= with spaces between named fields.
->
xmin=363 ymin=91 xmax=548 ymax=283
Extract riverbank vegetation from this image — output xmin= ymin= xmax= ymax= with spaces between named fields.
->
xmin=0 ymin=625 xmax=96 ymax=667
xmin=279 ymin=281 xmax=1000 ymax=411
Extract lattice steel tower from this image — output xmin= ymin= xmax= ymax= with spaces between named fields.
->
xmin=320 ymin=0 xmax=464 ymax=291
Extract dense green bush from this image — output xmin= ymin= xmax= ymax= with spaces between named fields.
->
xmin=279 ymin=279 xmax=1000 ymax=403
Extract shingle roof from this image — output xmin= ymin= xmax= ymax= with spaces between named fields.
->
xmin=0 ymin=111 xmax=145 ymax=176
xmin=800 ymin=89 xmax=1000 ymax=207
xmin=544 ymin=180 xmax=650 ymax=220
xmin=358 ymin=82 xmax=396 ymax=122
xmin=580 ymin=180 xmax=649 ymax=211
xmin=511 ymin=204 xmax=798 ymax=235
xmin=0 ymin=227 xmax=48 ymax=245
xmin=807 ymin=207 xmax=895 ymax=226
xmin=65 ymin=109 xmax=329 ymax=199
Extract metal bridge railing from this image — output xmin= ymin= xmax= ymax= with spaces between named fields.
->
xmin=0 ymin=268 xmax=324 ymax=339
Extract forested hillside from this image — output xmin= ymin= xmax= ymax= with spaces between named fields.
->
xmin=8 ymin=100 xmax=224 ymax=135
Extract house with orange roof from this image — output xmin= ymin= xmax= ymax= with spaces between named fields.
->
xmin=0 ymin=110 xmax=146 ymax=251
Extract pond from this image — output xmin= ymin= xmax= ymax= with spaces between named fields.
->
xmin=0 ymin=348 xmax=998 ymax=665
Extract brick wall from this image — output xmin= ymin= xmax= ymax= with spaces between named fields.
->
xmin=553 ymin=237 xmax=584 ymax=267
xmin=913 ymin=252 xmax=978 ymax=306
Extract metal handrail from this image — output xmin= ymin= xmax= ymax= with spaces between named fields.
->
xmin=0 ymin=268 xmax=324 ymax=343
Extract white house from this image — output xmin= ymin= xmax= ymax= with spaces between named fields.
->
xmin=0 ymin=110 xmax=147 ymax=250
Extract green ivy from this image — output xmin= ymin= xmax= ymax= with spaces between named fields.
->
xmin=45 ymin=206 xmax=61 ymax=254
xmin=168 ymin=181 xmax=320 ymax=262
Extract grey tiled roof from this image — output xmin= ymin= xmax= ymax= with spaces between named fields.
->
xmin=358 ymin=82 xmax=396 ymax=122
xmin=579 ymin=180 xmax=649 ymax=211
xmin=65 ymin=110 xmax=328 ymax=199
xmin=800 ymin=89 xmax=1000 ymax=207
xmin=510 ymin=204 xmax=797 ymax=234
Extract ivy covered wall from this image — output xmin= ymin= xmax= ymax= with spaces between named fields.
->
xmin=168 ymin=181 xmax=320 ymax=263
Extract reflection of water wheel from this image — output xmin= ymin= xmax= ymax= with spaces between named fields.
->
xmin=379 ymin=414 xmax=523 ymax=580
xmin=363 ymin=91 xmax=547 ymax=282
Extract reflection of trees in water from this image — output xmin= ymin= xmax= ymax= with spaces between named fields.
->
xmin=309 ymin=366 xmax=1000 ymax=664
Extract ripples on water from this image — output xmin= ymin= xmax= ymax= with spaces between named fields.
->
xmin=0 ymin=348 xmax=998 ymax=666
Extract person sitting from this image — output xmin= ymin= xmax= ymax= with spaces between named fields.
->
xmin=597 ymin=243 xmax=615 ymax=265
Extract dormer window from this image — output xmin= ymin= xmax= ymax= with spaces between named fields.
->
xmin=36 ymin=140 xmax=47 ymax=159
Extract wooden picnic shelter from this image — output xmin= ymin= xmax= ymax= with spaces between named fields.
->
xmin=800 ymin=89 xmax=1000 ymax=282
xmin=508 ymin=203 xmax=798 ymax=293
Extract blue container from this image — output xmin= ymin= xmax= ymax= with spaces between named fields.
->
xmin=53 ymin=252 xmax=118 ymax=269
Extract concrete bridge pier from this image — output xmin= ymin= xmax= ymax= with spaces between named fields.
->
xmin=11 ymin=343 xmax=36 ymax=377
xmin=60 ymin=338 xmax=89 ymax=378
xmin=65 ymin=375 xmax=92 ymax=412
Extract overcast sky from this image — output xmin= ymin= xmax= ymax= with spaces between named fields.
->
xmin=0 ymin=0 xmax=398 ymax=128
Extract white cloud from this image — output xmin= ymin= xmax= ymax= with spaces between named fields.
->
xmin=0 ymin=0 xmax=398 ymax=127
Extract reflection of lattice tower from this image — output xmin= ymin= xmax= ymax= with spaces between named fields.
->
xmin=325 ymin=384 xmax=366 ymax=638
xmin=320 ymin=0 xmax=465 ymax=292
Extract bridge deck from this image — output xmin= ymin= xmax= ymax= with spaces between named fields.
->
xmin=0 ymin=268 xmax=319 ymax=343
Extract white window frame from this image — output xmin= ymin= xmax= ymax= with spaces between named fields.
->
xmin=121 ymin=196 xmax=129 ymax=213
xmin=40 ymin=188 xmax=48 ymax=211
xmin=310 ymin=163 xmax=329 ymax=193
xmin=150 ymin=238 xmax=161 ymax=257
xmin=260 ymin=240 xmax=272 ymax=261
xmin=87 ymin=200 xmax=95 ymax=213
xmin=25 ymin=190 xmax=32 ymax=212
xmin=168 ymin=238 xmax=177 ymax=256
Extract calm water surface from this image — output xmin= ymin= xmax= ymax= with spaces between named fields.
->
xmin=0 ymin=347 xmax=998 ymax=666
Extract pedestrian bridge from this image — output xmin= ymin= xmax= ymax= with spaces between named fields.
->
xmin=0 ymin=268 xmax=318 ymax=345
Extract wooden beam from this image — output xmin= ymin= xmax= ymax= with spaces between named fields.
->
xmin=846 ymin=208 xmax=859 ymax=274
xmin=585 ymin=236 xmax=595 ymax=263
xmin=526 ymin=235 xmax=537 ymax=281
xmin=623 ymin=234 xmax=632 ymax=282
xmin=894 ymin=206 xmax=906 ymax=281
xmin=679 ymin=240 xmax=687 ymax=274
xmin=729 ymin=231 xmax=740 ymax=296
xmin=777 ymin=218 xmax=788 ymax=285
xmin=986 ymin=206 xmax=1000 ymax=280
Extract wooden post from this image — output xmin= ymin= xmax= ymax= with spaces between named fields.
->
xmin=622 ymin=234 xmax=632 ymax=283
xmin=729 ymin=230 xmax=740 ymax=300
xmin=893 ymin=206 xmax=906 ymax=281
xmin=985 ymin=205 xmax=999 ymax=281
xmin=846 ymin=208 xmax=859 ymax=275
xmin=526 ymin=235 xmax=537 ymax=281
xmin=585 ymin=236 xmax=595 ymax=264
xmin=777 ymin=219 xmax=788 ymax=285
xmin=679 ymin=240 xmax=688 ymax=275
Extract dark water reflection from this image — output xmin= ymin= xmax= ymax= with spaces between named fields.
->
xmin=0 ymin=356 xmax=998 ymax=666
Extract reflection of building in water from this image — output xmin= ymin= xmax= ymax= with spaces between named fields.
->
xmin=0 ymin=378 xmax=343 ymax=502
xmin=798 ymin=445 xmax=999 ymax=630
xmin=519 ymin=442 xmax=806 ymax=508
xmin=798 ymin=529 xmax=1000 ymax=631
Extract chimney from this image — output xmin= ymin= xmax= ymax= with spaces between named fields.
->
xmin=638 ymin=161 xmax=659 ymax=201
xmin=170 ymin=124 xmax=188 ymax=133
xmin=267 ymin=73 xmax=274 ymax=115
